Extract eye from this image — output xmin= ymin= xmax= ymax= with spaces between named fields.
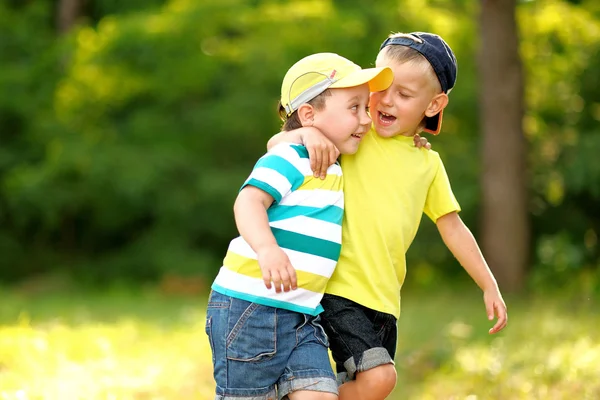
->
xmin=398 ymin=92 xmax=411 ymax=99
xmin=350 ymin=105 xmax=359 ymax=111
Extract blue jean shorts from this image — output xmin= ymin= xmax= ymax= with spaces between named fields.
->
xmin=205 ymin=290 xmax=338 ymax=400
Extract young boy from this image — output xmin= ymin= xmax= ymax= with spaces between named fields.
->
xmin=268 ymin=32 xmax=508 ymax=400
xmin=205 ymin=52 xmax=393 ymax=400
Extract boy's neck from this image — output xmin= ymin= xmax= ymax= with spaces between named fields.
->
xmin=391 ymin=129 xmax=420 ymax=138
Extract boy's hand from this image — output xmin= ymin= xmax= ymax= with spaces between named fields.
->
xmin=300 ymin=127 xmax=339 ymax=179
xmin=256 ymin=244 xmax=297 ymax=293
xmin=413 ymin=134 xmax=432 ymax=150
xmin=484 ymin=288 xmax=507 ymax=334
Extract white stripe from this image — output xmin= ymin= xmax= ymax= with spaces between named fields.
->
xmin=279 ymin=189 xmax=344 ymax=208
xmin=269 ymin=216 xmax=342 ymax=244
xmin=246 ymin=167 xmax=291 ymax=198
xmin=227 ymin=237 xmax=257 ymax=259
xmin=284 ymin=248 xmax=337 ymax=277
xmin=269 ymin=144 xmax=313 ymax=176
xmin=325 ymin=163 xmax=343 ymax=176
xmin=213 ymin=267 xmax=324 ymax=306
xmin=225 ymin=239 xmax=337 ymax=278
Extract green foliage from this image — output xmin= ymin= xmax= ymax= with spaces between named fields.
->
xmin=0 ymin=0 xmax=599 ymax=284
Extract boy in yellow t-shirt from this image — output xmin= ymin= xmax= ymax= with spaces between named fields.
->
xmin=268 ymin=32 xmax=508 ymax=400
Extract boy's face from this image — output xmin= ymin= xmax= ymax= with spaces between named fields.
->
xmin=370 ymin=59 xmax=440 ymax=138
xmin=312 ymin=83 xmax=371 ymax=155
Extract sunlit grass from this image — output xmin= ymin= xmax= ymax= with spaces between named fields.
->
xmin=393 ymin=288 xmax=600 ymax=399
xmin=0 ymin=286 xmax=599 ymax=399
xmin=0 ymin=288 xmax=214 ymax=399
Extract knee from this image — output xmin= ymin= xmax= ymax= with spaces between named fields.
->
xmin=357 ymin=364 xmax=397 ymax=397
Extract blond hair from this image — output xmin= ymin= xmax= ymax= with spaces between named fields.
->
xmin=376 ymin=33 xmax=442 ymax=93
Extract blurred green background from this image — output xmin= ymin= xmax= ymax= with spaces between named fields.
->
xmin=1 ymin=0 xmax=599 ymax=291
xmin=0 ymin=0 xmax=599 ymax=398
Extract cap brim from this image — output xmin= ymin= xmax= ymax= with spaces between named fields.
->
xmin=329 ymin=66 xmax=393 ymax=93
xmin=423 ymin=110 xmax=443 ymax=135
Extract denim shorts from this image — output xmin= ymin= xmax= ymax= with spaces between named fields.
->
xmin=320 ymin=294 xmax=397 ymax=383
xmin=205 ymin=290 xmax=338 ymax=400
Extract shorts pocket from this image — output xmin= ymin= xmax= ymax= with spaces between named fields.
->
xmin=226 ymin=301 xmax=277 ymax=362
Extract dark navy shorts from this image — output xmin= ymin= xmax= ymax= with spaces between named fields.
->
xmin=320 ymin=294 xmax=397 ymax=383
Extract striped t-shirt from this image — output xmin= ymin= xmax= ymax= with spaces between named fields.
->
xmin=211 ymin=143 xmax=344 ymax=316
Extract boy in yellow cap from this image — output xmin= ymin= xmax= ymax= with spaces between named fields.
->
xmin=205 ymin=53 xmax=392 ymax=400
xmin=268 ymin=32 xmax=508 ymax=400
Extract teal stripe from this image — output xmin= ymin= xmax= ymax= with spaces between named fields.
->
xmin=211 ymin=284 xmax=324 ymax=316
xmin=290 ymin=144 xmax=309 ymax=159
xmin=242 ymin=178 xmax=281 ymax=203
xmin=255 ymin=154 xmax=305 ymax=191
xmin=268 ymin=205 xmax=343 ymax=225
xmin=272 ymin=227 xmax=341 ymax=261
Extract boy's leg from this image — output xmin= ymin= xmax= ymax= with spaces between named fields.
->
xmin=205 ymin=291 xmax=288 ymax=400
xmin=338 ymin=365 xmax=396 ymax=400
xmin=287 ymin=392 xmax=337 ymax=400
xmin=277 ymin=313 xmax=338 ymax=400
xmin=320 ymin=294 xmax=398 ymax=400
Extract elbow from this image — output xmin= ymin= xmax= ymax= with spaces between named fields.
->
xmin=233 ymin=192 xmax=245 ymax=217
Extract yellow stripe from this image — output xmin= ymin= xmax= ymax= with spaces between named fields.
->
xmin=296 ymin=174 xmax=343 ymax=192
xmin=223 ymin=251 xmax=329 ymax=293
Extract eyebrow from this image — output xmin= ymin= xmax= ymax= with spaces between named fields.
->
xmin=347 ymin=95 xmax=367 ymax=103
xmin=394 ymin=84 xmax=417 ymax=94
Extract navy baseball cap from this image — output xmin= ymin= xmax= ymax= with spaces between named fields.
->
xmin=379 ymin=32 xmax=457 ymax=135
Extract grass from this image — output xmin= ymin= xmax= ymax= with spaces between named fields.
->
xmin=0 ymin=285 xmax=599 ymax=399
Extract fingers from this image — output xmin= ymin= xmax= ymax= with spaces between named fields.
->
xmin=270 ymin=270 xmax=284 ymax=293
xmin=422 ymin=138 xmax=431 ymax=150
xmin=413 ymin=134 xmax=432 ymax=150
xmin=263 ymin=267 xmax=297 ymax=293
xmin=413 ymin=134 xmax=421 ymax=147
xmin=319 ymin=154 xmax=328 ymax=180
xmin=262 ymin=270 xmax=272 ymax=290
xmin=287 ymin=264 xmax=297 ymax=290
xmin=278 ymin=268 xmax=293 ymax=293
xmin=488 ymin=302 xmax=508 ymax=334
xmin=317 ymin=144 xmax=329 ymax=180
xmin=313 ymin=147 xmax=323 ymax=178
xmin=309 ymin=147 xmax=318 ymax=177
xmin=485 ymin=299 xmax=494 ymax=321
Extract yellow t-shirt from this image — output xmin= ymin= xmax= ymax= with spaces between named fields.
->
xmin=325 ymin=128 xmax=461 ymax=319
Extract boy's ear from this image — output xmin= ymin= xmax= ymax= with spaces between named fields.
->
xmin=425 ymin=93 xmax=449 ymax=118
xmin=297 ymin=104 xmax=315 ymax=126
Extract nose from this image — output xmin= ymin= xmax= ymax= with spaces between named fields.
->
xmin=379 ymin=88 xmax=393 ymax=107
xmin=360 ymin=108 xmax=372 ymax=128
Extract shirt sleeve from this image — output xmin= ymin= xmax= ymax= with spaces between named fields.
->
xmin=240 ymin=145 xmax=306 ymax=204
xmin=423 ymin=154 xmax=461 ymax=222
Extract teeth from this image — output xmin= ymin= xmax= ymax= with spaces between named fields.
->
xmin=380 ymin=112 xmax=393 ymax=117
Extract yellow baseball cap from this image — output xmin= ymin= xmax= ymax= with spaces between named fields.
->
xmin=281 ymin=53 xmax=393 ymax=116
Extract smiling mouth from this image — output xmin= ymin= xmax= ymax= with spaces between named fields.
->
xmin=351 ymin=133 xmax=363 ymax=139
xmin=378 ymin=111 xmax=397 ymax=125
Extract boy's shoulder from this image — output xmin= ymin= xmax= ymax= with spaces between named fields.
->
xmin=268 ymin=142 xmax=309 ymax=160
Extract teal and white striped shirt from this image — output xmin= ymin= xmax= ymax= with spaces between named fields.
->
xmin=211 ymin=143 xmax=344 ymax=315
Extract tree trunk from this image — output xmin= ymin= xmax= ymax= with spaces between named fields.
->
xmin=56 ymin=0 xmax=84 ymax=34
xmin=478 ymin=0 xmax=529 ymax=292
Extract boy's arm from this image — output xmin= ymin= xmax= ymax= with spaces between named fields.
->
xmin=436 ymin=212 xmax=508 ymax=334
xmin=267 ymin=129 xmax=432 ymax=179
xmin=234 ymin=186 xmax=297 ymax=293
xmin=267 ymin=127 xmax=339 ymax=179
